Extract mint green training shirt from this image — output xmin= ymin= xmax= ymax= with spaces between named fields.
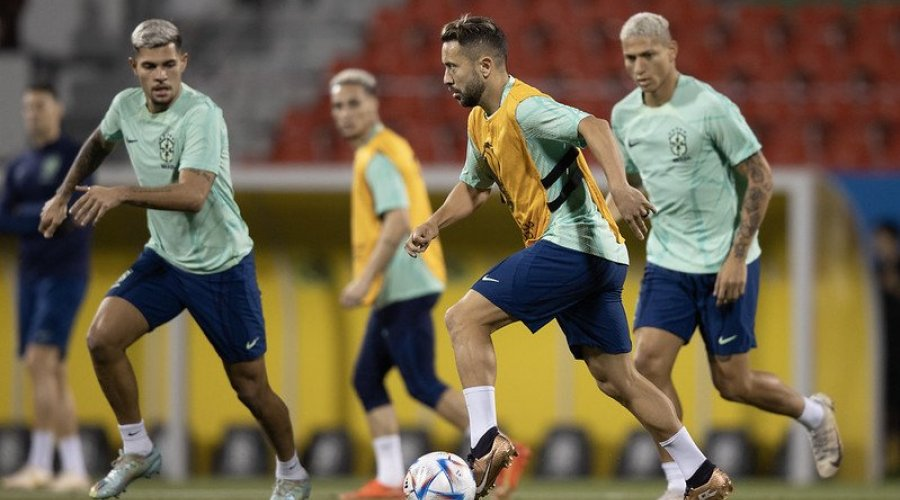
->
xmin=365 ymin=152 xmax=444 ymax=308
xmin=99 ymin=83 xmax=253 ymax=274
xmin=611 ymin=75 xmax=762 ymax=274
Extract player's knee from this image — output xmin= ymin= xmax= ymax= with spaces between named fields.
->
xmin=230 ymin=375 xmax=266 ymax=409
xmin=445 ymin=301 xmax=478 ymax=343
xmin=587 ymin=362 xmax=622 ymax=402
xmin=352 ymin=367 xmax=384 ymax=401
xmin=405 ymin=378 xmax=442 ymax=407
xmin=595 ymin=377 xmax=625 ymax=404
xmin=713 ymin=375 xmax=749 ymax=402
xmin=632 ymin=350 xmax=655 ymax=376
xmin=633 ymin=352 xmax=669 ymax=385
xmin=444 ymin=302 xmax=465 ymax=334
xmin=23 ymin=353 xmax=54 ymax=379
xmin=86 ymin=325 xmax=118 ymax=362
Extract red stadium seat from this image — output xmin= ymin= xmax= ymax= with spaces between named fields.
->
xmin=852 ymin=3 xmax=900 ymax=83
xmin=269 ymin=0 xmax=900 ymax=171
xmin=820 ymin=119 xmax=874 ymax=169
xmin=864 ymin=120 xmax=898 ymax=168
xmin=759 ymin=119 xmax=810 ymax=166
xmin=726 ymin=6 xmax=792 ymax=82
xmin=871 ymin=84 xmax=900 ymax=122
xmin=271 ymin=108 xmax=314 ymax=162
xmin=789 ymin=5 xmax=854 ymax=83
xmin=882 ymin=122 xmax=900 ymax=168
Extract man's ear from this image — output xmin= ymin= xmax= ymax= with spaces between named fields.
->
xmin=480 ymin=56 xmax=493 ymax=79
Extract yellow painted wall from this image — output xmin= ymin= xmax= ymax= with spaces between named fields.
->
xmin=0 ymin=185 xmax=874 ymax=479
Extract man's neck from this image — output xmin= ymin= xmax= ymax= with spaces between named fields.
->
xmin=644 ymin=72 xmax=680 ymax=108
xmin=479 ymin=74 xmax=511 ymax=116
xmin=350 ymin=123 xmax=381 ymax=149
xmin=29 ymin=130 xmax=59 ymax=149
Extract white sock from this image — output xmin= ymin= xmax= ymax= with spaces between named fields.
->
xmin=275 ymin=453 xmax=309 ymax=481
xmin=797 ymin=397 xmax=826 ymax=429
xmin=118 ymin=421 xmax=153 ymax=456
xmin=463 ymin=386 xmax=497 ymax=448
xmin=58 ymin=434 xmax=87 ymax=476
xmin=373 ymin=434 xmax=404 ymax=487
xmin=659 ymin=427 xmax=706 ymax=478
xmin=27 ymin=430 xmax=54 ymax=472
xmin=662 ymin=460 xmax=686 ymax=492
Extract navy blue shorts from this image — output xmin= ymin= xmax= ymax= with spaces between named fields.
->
xmin=107 ymin=249 xmax=266 ymax=364
xmin=634 ymin=259 xmax=761 ymax=356
xmin=353 ymin=293 xmax=448 ymax=411
xmin=472 ymin=240 xmax=631 ymax=359
xmin=17 ymin=274 xmax=88 ymax=359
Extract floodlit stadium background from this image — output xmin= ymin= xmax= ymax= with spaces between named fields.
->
xmin=0 ymin=0 xmax=898 ymax=493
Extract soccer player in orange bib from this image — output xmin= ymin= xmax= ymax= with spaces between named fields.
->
xmin=406 ymin=14 xmax=732 ymax=500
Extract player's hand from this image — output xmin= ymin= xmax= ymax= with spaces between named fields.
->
xmin=339 ymin=278 xmax=369 ymax=308
xmin=39 ymin=194 xmax=70 ymax=238
xmin=406 ymin=221 xmax=439 ymax=257
xmin=69 ymin=185 xmax=122 ymax=227
xmin=610 ymin=185 xmax=655 ymax=240
xmin=714 ymin=255 xmax=747 ymax=307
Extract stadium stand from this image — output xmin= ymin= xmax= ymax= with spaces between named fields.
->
xmin=270 ymin=0 xmax=900 ymax=169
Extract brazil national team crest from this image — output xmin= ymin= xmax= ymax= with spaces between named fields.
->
xmin=159 ymin=132 xmax=176 ymax=168
xmin=669 ymin=127 xmax=688 ymax=160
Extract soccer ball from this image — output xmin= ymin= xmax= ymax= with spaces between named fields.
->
xmin=403 ymin=451 xmax=477 ymax=500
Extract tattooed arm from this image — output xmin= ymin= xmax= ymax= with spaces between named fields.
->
xmin=67 ymin=168 xmax=216 ymax=228
xmin=731 ymin=152 xmax=774 ymax=259
xmin=713 ymin=151 xmax=773 ymax=306
xmin=39 ymin=128 xmax=116 ymax=237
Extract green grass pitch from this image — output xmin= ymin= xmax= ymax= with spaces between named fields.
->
xmin=2 ymin=477 xmax=900 ymax=499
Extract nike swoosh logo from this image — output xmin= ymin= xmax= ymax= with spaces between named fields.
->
xmin=125 ymin=138 xmax=138 ymax=143
xmin=475 ymin=455 xmax=494 ymax=492
xmin=481 ymin=276 xmax=500 ymax=283
xmin=718 ymin=335 xmax=738 ymax=345
xmin=627 ymin=139 xmax=640 ymax=147
xmin=127 ymin=431 xmax=140 ymax=436
xmin=245 ymin=337 xmax=260 ymax=350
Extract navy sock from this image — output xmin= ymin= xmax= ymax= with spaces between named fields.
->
xmin=685 ymin=460 xmax=716 ymax=490
xmin=467 ymin=426 xmax=500 ymax=464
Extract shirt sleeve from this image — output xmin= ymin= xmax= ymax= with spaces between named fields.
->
xmin=180 ymin=104 xmax=225 ymax=174
xmin=705 ymin=94 xmax=762 ymax=168
xmin=365 ymin=153 xmax=408 ymax=216
xmin=516 ymin=96 xmax=589 ymax=147
xmin=459 ymin=136 xmax=495 ymax=189
xmin=99 ymin=92 xmax=125 ymax=142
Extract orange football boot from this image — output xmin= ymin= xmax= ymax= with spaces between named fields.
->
xmin=490 ymin=441 xmax=532 ymax=499
xmin=339 ymin=479 xmax=405 ymax=500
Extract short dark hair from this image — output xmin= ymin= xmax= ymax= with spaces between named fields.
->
xmin=440 ymin=14 xmax=507 ymax=66
xmin=26 ymin=83 xmax=58 ymax=98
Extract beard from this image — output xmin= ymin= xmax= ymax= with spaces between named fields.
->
xmin=459 ymin=75 xmax=486 ymax=108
